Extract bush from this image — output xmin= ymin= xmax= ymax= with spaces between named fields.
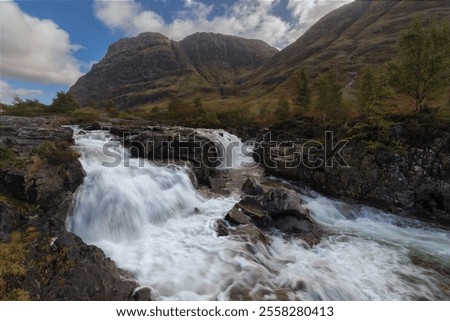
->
xmin=2 ymin=98 xmax=47 ymax=117
xmin=70 ymin=107 xmax=101 ymax=124
xmin=50 ymin=91 xmax=80 ymax=113
xmin=274 ymin=98 xmax=291 ymax=121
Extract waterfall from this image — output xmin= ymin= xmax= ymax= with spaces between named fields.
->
xmin=195 ymin=129 xmax=255 ymax=169
xmin=67 ymin=129 xmax=450 ymax=301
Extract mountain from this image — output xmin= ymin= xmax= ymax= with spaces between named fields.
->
xmin=69 ymin=1 xmax=449 ymax=109
xmin=69 ymin=32 xmax=278 ymax=108
xmin=244 ymin=0 xmax=450 ymax=97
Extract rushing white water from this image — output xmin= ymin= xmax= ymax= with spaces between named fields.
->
xmin=195 ymin=129 xmax=255 ymax=169
xmin=67 ymin=129 xmax=450 ymax=301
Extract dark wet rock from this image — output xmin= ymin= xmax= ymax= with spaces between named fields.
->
xmin=241 ymin=177 xmax=264 ymax=195
xmin=272 ymin=216 xmax=313 ymax=234
xmin=236 ymin=197 xmax=268 ymax=225
xmin=0 ymin=116 xmax=138 ymax=300
xmin=255 ymin=118 xmax=450 ymax=226
xmin=232 ymin=224 xmax=271 ymax=245
xmin=265 ymin=188 xmax=310 ymax=219
xmin=225 ymin=207 xmax=252 ymax=225
xmin=120 ymin=127 xmax=222 ymax=186
xmin=133 ymin=287 xmax=153 ymax=301
xmin=33 ymin=233 xmax=137 ymax=300
xmin=215 ymin=219 xmax=230 ymax=237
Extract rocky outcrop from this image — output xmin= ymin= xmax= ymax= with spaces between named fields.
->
xmin=223 ymin=179 xmax=321 ymax=246
xmin=255 ymin=117 xmax=450 ymax=226
xmin=109 ymin=124 xmax=235 ymax=186
xmin=0 ymin=116 xmax=140 ymax=300
xmin=69 ymin=32 xmax=278 ymax=107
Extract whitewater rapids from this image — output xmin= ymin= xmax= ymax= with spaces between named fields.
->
xmin=67 ymin=129 xmax=450 ymax=301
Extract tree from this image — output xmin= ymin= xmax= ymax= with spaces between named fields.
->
xmin=388 ymin=20 xmax=450 ymax=112
xmin=358 ymin=66 xmax=376 ymax=113
xmin=315 ymin=69 xmax=342 ymax=118
xmin=296 ymin=68 xmax=311 ymax=111
xmin=167 ymin=97 xmax=193 ymax=120
xmin=193 ymin=97 xmax=205 ymax=118
xmin=358 ymin=66 xmax=392 ymax=115
xmin=50 ymin=91 xmax=79 ymax=113
xmin=274 ymin=98 xmax=290 ymax=121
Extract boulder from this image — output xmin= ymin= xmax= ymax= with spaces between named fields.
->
xmin=225 ymin=207 xmax=252 ymax=225
xmin=241 ymin=177 xmax=264 ymax=195
xmin=265 ymin=188 xmax=309 ymax=219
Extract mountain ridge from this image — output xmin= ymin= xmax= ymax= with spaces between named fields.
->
xmin=69 ymin=0 xmax=450 ymax=109
xmin=69 ymin=32 xmax=278 ymax=107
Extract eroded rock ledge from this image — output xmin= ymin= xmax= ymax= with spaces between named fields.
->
xmin=254 ymin=117 xmax=450 ymax=227
xmin=0 ymin=116 xmax=140 ymax=300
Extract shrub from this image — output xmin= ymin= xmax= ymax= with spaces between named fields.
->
xmin=70 ymin=107 xmax=101 ymax=124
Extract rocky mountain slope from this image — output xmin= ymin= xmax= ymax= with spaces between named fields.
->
xmin=244 ymin=0 xmax=450 ymax=96
xmin=70 ymin=1 xmax=449 ymax=109
xmin=69 ymin=32 xmax=278 ymax=108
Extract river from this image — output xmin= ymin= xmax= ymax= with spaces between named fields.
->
xmin=66 ymin=128 xmax=450 ymax=301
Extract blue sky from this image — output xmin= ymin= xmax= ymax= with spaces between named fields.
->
xmin=0 ymin=0 xmax=351 ymax=105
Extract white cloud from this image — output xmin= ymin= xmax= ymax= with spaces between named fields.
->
xmin=0 ymin=80 xmax=43 ymax=104
xmin=0 ymin=1 xmax=83 ymax=86
xmin=287 ymin=0 xmax=352 ymax=30
xmin=94 ymin=0 xmax=352 ymax=49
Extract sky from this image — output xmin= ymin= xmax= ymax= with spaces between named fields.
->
xmin=0 ymin=0 xmax=352 ymax=105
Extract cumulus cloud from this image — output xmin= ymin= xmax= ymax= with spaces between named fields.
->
xmin=288 ymin=0 xmax=351 ymax=30
xmin=0 ymin=1 xmax=83 ymax=86
xmin=0 ymin=80 xmax=43 ymax=104
xmin=94 ymin=0 xmax=352 ymax=48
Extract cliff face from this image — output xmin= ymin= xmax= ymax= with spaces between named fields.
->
xmin=69 ymin=32 xmax=278 ymax=108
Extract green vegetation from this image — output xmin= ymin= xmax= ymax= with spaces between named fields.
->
xmin=0 ymin=147 xmax=29 ymax=170
xmin=274 ymin=98 xmax=291 ymax=121
xmin=388 ymin=20 xmax=450 ymax=112
xmin=70 ymin=107 xmax=102 ymax=124
xmin=50 ymin=91 xmax=80 ymax=113
xmin=295 ymin=68 xmax=311 ymax=112
xmin=36 ymin=141 xmax=79 ymax=166
xmin=2 ymin=97 xmax=47 ymax=117
xmin=0 ymin=229 xmax=37 ymax=300
xmin=315 ymin=69 xmax=343 ymax=118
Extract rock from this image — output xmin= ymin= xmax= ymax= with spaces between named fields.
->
xmin=35 ymin=233 xmax=137 ymax=300
xmin=133 ymin=287 xmax=153 ymax=301
xmin=265 ymin=188 xmax=309 ymax=219
xmin=241 ymin=177 xmax=264 ymax=195
xmin=255 ymin=116 xmax=450 ymax=226
xmin=235 ymin=197 xmax=269 ymax=227
xmin=272 ymin=216 xmax=313 ymax=234
xmin=215 ymin=219 xmax=230 ymax=237
xmin=0 ymin=116 xmax=139 ymax=300
xmin=225 ymin=207 xmax=252 ymax=225
xmin=233 ymin=224 xmax=271 ymax=245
